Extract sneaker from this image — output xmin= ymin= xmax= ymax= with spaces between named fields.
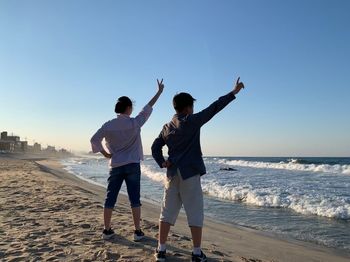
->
xmin=133 ymin=229 xmax=145 ymax=241
xmin=154 ymin=249 xmax=166 ymax=262
xmin=102 ymin=228 xmax=115 ymax=240
xmin=192 ymin=251 xmax=207 ymax=262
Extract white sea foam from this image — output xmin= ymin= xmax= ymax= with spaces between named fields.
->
xmin=219 ymin=159 xmax=350 ymax=175
xmin=139 ymin=165 xmax=350 ymax=220
xmin=201 ymin=181 xmax=350 ymax=220
xmin=141 ymin=165 xmax=166 ymax=184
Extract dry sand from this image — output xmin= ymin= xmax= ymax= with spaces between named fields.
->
xmin=0 ymin=156 xmax=349 ymax=262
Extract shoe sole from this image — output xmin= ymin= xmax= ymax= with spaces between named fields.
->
xmin=133 ymin=235 xmax=144 ymax=241
xmin=154 ymin=255 xmax=166 ymax=262
xmin=102 ymin=233 xmax=115 ymax=240
xmin=192 ymin=258 xmax=207 ymax=262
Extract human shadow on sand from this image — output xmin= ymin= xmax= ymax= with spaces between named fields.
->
xmin=105 ymin=233 xmax=229 ymax=262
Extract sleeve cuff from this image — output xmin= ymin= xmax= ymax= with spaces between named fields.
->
xmin=228 ymin=92 xmax=236 ymax=100
xmin=91 ymin=143 xmax=104 ymax=153
xmin=144 ymin=104 xmax=153 ymax=114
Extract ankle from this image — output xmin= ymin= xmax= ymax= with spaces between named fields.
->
xmin=193 ymin=246 xmax=201 ymax=255
xmin=158 ymin=243 xmax=166 ymax=252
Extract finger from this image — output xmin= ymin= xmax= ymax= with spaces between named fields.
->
xmin=160 ymin=78 xmax=163 ymax=84
xmin=236 ymin=77 xmax=240 ymax=85
xmin=157 ymin=79 xmax=160 ymax=85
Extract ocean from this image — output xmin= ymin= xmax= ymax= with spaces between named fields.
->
xmin=61 ymin=156 xmax=350 ymax=252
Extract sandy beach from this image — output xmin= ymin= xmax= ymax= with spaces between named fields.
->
xmin=1 ymin=155 xmax=349 ymax=262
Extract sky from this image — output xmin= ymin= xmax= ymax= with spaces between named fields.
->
xmin=1 ymin=0 xmax=350 ymax=157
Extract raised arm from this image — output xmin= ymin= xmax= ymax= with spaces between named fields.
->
xmin=192 ymin=77 xmax=245 ymax=126
xmin=135 ymin=79 xmax=165 ymax=127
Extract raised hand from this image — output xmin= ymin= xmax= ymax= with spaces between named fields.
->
xmin=157 ymin=79 xmax=164 ymax=93
xmin=232 ymin=77 xmax=245 ymax=95
xmin=148 ymin=79 xmax=165 ymax=107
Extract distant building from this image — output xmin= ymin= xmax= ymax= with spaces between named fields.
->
xmin=46 ymin=145 xmax=56 ymax=151
xmin=20 ymin=141 xmax=28 ymax=152
xmin=1 ymin=131 xmax=20 ymax=142
xmin=0 ymin=141 xmax=15 ymax=152
xmin=0 ymin=130 xmax=71 ymax=155
xmin=43 ymin=145 xmax=57 ymax=154
xmin=33 ymin=142 xmax=41 ymax=152
xmin=0 ymin=131 xmax=17 ymax=152
xmin=0 ymin=131 xmax=28 ymax=152
xmin=1 ymin=131 xmax=7 ymax=140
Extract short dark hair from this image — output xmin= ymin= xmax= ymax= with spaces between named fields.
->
xmin=115 ymin=96 xmax=132 ymax=114
xmin=173 ymin=92 xmax=196 ymax=112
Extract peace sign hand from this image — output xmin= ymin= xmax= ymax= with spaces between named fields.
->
xmin=233 ymin=77 xmax=245 ymax=95
xmin=148 ymin=79 xmax=165 ymax=107
xmin=157 ymin=79 xmax=164 ymax=93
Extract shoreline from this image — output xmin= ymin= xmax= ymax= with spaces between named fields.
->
xmin=1 ymin=155 xmax=350 ymax=261
xmin=60 ymin=155 xmax=350 ymax=253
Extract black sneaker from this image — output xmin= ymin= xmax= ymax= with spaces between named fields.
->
xmin=154 ymin=249 xmax=166 ymax=262
xmin=192 ymin=251 xmax=207 ymax=262
xmin=133 ymin=229 xmax=145 ymax=241
xmin=102 ymin=228 xmax=115 ymax=240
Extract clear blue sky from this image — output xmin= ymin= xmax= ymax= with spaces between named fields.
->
xmin=1 ymin=0 xmax=349 ymax=156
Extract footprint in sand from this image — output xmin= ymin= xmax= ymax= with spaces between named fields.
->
xmin=179 ymin=235 xmax=191 ymax=241
xmin=80 ymin=223 xmax=91 ymax=229
xmin=102 ymin=250 xmax=121 ymax=260
xmin=240 ymin=257 xmax=263 ymax=262
xmin=59 ymin=233 xmax=74 ymax=239
xmin=56 ymin=241 xmax=70 ymax=247
xmin=63 ymin=247 xmax=73 ymax=255
xmin=142 ymin=222 xmax=159 ymax=230
xmin=37 ymin=246 xmax=54 ymax=253
xmin=211 ymin=250 xmax=226 ymax=257
xmin=9 ymin=242 xmax=22 ymax=248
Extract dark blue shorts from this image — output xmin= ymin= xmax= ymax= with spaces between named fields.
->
xmin=104 ymin=163 xmax=141 ymax=209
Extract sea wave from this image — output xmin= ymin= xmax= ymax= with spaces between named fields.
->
xmin=218 ymin=159 xmax=350 ymax=175
xmin=201 ymin=181 xmax=350 ymax=220
xmin=141 ymin=165 xmax=166 ymax=184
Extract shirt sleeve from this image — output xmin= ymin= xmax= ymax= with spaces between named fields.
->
xmin=90 ymin=124 xmax=106 ymax=153
xmin=134 ymin=104 xmax=153 ymax=127
xmin=151 ymin=129 xmax=166 ymax=168
xmin=191 ymin=92 xmax=236 ymax=127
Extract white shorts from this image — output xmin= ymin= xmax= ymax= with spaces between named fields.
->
xmin=159 ymin=169 xmax=204 ymax=227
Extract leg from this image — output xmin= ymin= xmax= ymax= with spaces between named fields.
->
xmin=124 ymin=164 xmax=142 ymax=230
xmin=104 ymin=208 xmax=113 ymax=230
xmin=190 ymin=226 xmax=202 ymax=248
xmin=159 ymin=221 xmax=171 ymax=244
xmin=158 ymin=175 xmax=182 ymax=247
xmin=131 ymin=206 xmax=141 ymax=230
xmin=179 ymin=174 xmax=204 ymax=250
xmin=104 ymin=169 xmax=125 ymax=230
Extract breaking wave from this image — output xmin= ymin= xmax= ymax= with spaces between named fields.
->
xmin=201 ymin=181 xmax=350 ymax=220
xmin=219 ymin=159 xmax=350 ymax=175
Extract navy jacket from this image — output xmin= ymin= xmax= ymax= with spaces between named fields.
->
xmin=151 ymin=92 xmax=236 ymax=180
